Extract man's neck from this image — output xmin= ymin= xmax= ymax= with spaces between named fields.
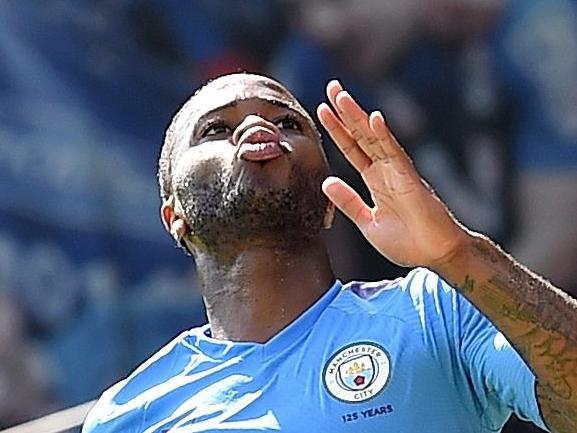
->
xmin=193 ymin=237 xmax=335 ymax=343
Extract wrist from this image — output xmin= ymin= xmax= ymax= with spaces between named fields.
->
xmin=428 ymin=228 xmax=482 ymax=280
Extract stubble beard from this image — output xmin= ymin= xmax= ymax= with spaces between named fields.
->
xmin=173 ymin=162 xmax=329 ymax=255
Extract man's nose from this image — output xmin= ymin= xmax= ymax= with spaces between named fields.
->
xmin=232 ymin=114 xmax=280 ymax=146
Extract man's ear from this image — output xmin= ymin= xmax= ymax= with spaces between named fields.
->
xmin=161 ymin=196 xmax=189 ymax=242
xmin=323 ymin=201 xmax=336 ymax=230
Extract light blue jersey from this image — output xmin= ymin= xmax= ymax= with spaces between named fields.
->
xmin=83 ymin=268 xmax=548 ymax=432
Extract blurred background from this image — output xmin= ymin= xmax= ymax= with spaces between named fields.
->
xmin=1 ymin=1 xmax=576 ymax=432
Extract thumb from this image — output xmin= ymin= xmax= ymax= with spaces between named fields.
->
xmin=322 ymin=176 xmax=371 ymax=229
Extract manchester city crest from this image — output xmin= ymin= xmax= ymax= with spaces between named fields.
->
xmin=323 ymin=342 xmax=391 ymax=403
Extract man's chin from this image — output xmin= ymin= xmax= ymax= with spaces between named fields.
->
xmin=184 ymin=195 xmax=326 ymax=253
xmin=233 ymin=158 xmax=293 ymax=190
xmin=178 ymin=163 xmax=329 ymax=253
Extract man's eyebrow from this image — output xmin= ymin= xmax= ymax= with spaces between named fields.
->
xmin=193 ymin=97 xmax=297 ymax=131
xmin=267 ymin=98 xmax=292 ymax=110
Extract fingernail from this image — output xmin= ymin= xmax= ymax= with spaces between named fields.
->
xmin=375 ymin=110 xmax=386 ymax=123
xmin=321 ymin=176 xmax=339 ymax=192
xmin=328 ymin=79 xmax=341 ymax=88
xmin=317 ymin=102 xmax=330 ymax=116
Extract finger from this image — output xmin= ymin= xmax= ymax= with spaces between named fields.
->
xmin=326 ymin=79 xmax=343 ymax=110
xmin=317 ymin=103 xmax=371 ymax=172
xmin=335 ymin=91 xmax=387 ymax=161
xmin=322 ymin=176 xmax=372 ymax=230
xmin=369 ymin=110 xmax=416 ymax=173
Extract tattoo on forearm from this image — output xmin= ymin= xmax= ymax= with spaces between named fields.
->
xmin=469 ymin=237 xmax=577 ymax=340
xmin=461 ymin=275 xmax=475 ymax=294
xmin=454 ymin=237 xmax=577 ymax=433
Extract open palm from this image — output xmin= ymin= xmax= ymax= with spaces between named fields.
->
xmin=317 ymin=80 xmax=469 ymax=269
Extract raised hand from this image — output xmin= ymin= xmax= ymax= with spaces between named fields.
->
xmin=317 ymin=80 xmax=470 ymax=269
xmin=318 ymin=81 xmax=577 ymax=433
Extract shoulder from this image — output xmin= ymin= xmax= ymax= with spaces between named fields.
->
xmin=82 ymin=328 xmax=201 ymax=433
xmin=336 ymin=267 xmax=456 ymax=313
xmin=330 ymin=268 xmax=469 ymax=341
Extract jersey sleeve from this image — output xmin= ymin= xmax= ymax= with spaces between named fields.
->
xmin=406 ymin=268 xmax=548 ymax=431
xmin=455 ymin=282 xmax=548 ymax=431
xmin=81 ymin=330 xmax=193 ymax=433
xmin=81 ymin=381 xmax=144 ymax=433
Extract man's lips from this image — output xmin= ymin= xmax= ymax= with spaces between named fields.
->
xmin=237 ymin=126 xmax=288 ymax=162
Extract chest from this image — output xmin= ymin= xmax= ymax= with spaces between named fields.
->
xmin=141 ymin=322 xmax=479 ymax=433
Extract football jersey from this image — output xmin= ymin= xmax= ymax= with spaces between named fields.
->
xmin=82 ymin=268 xmax=548 ymax=433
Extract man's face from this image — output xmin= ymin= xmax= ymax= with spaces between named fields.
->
xmin=168 ymin=75 xmax=331 ymax=252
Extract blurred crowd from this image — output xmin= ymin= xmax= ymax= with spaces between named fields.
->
xmin=1 ymin=1 xmax=576 ymax=432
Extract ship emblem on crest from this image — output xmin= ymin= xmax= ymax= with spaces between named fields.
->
xmin=340 ymin=355 xmax=375 ymax=390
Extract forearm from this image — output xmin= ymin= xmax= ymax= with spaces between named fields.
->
xmin=433 ymin=232 xmax=577 ymax=433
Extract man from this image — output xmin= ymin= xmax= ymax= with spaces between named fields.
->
xmin=82 ymin=73 xmax=577 ymax=432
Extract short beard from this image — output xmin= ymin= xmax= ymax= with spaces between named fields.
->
xmin=174 ymin=162 xmax=329 ymax=255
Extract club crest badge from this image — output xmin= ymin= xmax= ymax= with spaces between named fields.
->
xmin=323 ymin=342 xmax=391 ymax=403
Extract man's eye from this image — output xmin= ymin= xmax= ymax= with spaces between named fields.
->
xmin=275 ymin=115 xmax=302 ymax=131
xmin=201 ymin=121 xmax=232 ymax=138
